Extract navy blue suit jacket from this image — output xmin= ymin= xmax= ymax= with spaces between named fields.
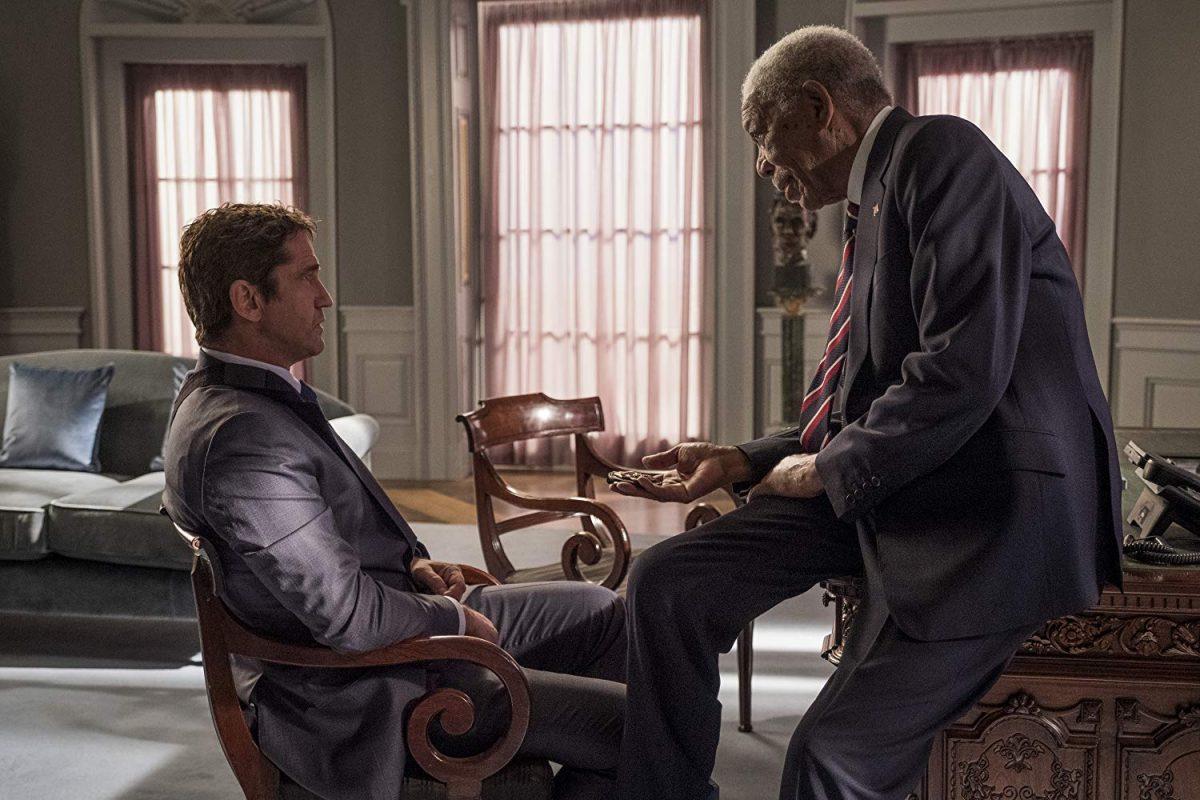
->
xmin=741 ymin=108 xmax=1123 ymax=640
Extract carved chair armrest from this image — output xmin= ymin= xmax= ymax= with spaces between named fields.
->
xmin=489 ymin=480 xmax=632 ymax=589
xmin=460 ymin=564 xmax=502 ymax=587
xmin=193 ymin=557 xmax=526 ymax=798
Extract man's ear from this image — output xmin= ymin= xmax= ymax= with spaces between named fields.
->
xmin=228 ymin=279 xmax=264 ymax=323
xmin=800 ymin=79 xmax=836 ymax=130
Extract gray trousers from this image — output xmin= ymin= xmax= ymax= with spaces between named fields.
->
xmin=616 ymin=495 xmax=1037 ymax=800
xmin=433 ymin=581 xmax=627 ymax=800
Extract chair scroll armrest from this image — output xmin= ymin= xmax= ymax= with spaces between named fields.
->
xmin=193 ymin=559 xmax=527 ymax=798
xmin=489 ymin=482 xmax=632 ymax=589
xmin=460 ymin=564 xmax=503 ymax=587
xmin=685 ymin=503 xmax=721 ymax=531
xmin=236 ymin=631 xmax=527 ymax=796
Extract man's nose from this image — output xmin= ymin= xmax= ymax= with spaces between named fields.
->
xmin=317 ymin=280 xmax=333 ymax=308
xmin=756 ymin=150 xmax=774 ymax=179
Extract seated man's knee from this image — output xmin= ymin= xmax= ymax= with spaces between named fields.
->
xmin=574 ymin=582 xmax=625 ymax=629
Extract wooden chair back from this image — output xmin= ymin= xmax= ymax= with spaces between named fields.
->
xmin=458 ymin=393 xmax=604 ymax=451
xmin=457 ymin=394 xmax=634 ymax=588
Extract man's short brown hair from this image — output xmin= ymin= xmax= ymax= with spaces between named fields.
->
xmin=178 ymin=203 xmax=316 ymax=346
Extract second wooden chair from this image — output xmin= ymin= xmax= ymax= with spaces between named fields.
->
xmin=456 ymin=392 xmax=759 ymax=731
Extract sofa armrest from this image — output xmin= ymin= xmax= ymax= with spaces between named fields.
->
xmin=328 ymin=413 xmax=381 ymax=464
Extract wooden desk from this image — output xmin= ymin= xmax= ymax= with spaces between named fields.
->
xmin=822 ymin=560 xmax=1200 ymax=800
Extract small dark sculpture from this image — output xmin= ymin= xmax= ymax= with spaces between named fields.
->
xmin=769 ymin=193 xmax=821 ymax=316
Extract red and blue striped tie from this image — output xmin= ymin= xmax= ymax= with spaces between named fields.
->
xmin=796 ymin=202 xmax=859 ymax=451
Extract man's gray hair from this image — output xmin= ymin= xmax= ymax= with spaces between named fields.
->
xmin=742 ymin=25 xmax=892 ymax=124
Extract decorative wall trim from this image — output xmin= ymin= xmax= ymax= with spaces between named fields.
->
xmin=708 ymin=0 xmax=757 ymax=446
xmin=0 ymin=307 xmax=86 ymax=355
xmin=405 ymin=0 xmax=468 ymax=480
xmin=757 ymin=306 xmax=832 ymax=435
xmin=1112 ymin=317 xmax=1200 ymax=428
xmin=340 ymin=306 xmax=418 ymax=480
xmin=79 ymin=0 xmax=340 ymax=395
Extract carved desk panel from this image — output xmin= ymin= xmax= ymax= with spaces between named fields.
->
xmin=822 ymin=562 xmax=1200 ymax=800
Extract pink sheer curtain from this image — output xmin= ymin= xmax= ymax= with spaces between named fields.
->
xmin=896 ymin=36 xmax=1092 ymax=286
xmin=127 ymin=64 xmax=308 ymax=358
xmin=481 ymin=0 xmax=708 ymax=466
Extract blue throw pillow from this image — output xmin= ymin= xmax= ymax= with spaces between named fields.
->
xmin=0 ymin=362 xmax=116 ymax=472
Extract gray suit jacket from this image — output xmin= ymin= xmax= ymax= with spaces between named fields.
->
xmin=163 ymin=352 xmax=461 ymax=800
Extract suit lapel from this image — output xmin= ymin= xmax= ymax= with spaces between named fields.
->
xmin=273 ymin=386 xmax=424 ymax=553
xmin=181 ymin=354 xmax=423 ymax=553
xmin=836 ymin=108 xmax=911 ymax=422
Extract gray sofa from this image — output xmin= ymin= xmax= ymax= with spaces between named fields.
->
xmin=0 ymin=349 xmax=377 ymax=619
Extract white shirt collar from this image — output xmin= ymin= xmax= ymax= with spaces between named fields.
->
xmin=847 ymin=105 xmax=894 ymax=206
xmin=201 ymin=347 xmax=303 ymax=395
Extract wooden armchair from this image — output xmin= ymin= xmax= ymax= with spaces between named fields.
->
xmin=456 ymin=392 xmax=759 ymax=731
xmin=175 ymin=526 xmax=550 ymax=800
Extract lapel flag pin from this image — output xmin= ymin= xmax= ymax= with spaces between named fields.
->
xmin=872 ymin=203 xmax=880 ymax=218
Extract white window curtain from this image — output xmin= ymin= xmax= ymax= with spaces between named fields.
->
xmin=481 ymin=0 xmax=708 ymax=466
xmin=128 ymin=64 xmax=308 ymax=358
xmin=896 ymin=36 xmax=1092 ymax=287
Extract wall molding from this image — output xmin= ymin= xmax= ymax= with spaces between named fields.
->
xmin=340 ymin=305 xmax=418 ymax=479
xmin=708 ymin=0 xmax=758 ymax=446
xmin=0 ymin=307 xmax=86 ymax=355
xmin=404 ymin=0 xmax=469 ymax=480
xmin=1112 ymin=317 xmax=1200 ymax=428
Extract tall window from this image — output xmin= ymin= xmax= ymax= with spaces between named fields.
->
xmin=896 ymin=35 xmax=1092 ymax=286
xmin=481 ymin=1 xmax=707 ymax=465
xmin=128 ymin=64 xmax=307 ymax=357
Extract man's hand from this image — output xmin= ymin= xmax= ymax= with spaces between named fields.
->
xmin=747 ymin=453 xmax=824 ymax=501
xmin=463 ymin=606 xmax=500 ymax=645
xmin=410 ymin=558 xmax=468 ymax=600
xmin=612 ymin=442 xmax=752 ymax=503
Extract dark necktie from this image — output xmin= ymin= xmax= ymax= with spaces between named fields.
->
xmin=795 ymin=202 xmax=859 ymax=451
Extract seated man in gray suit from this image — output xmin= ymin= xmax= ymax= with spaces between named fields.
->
xmin=161 ymin=203 xmax=625 ymax=800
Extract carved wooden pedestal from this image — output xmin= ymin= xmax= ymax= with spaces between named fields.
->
xmin=822 ymin=562 xmax=1200 ymax=800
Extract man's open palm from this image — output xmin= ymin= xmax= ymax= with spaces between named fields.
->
xmin=611 ymin=442 xmax=751 ymax=504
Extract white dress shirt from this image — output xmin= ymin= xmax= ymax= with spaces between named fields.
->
xmin=847 ymin=105 xmax=895 ymax=206
xmin=200 ymin=346 xmax=467 ymax=635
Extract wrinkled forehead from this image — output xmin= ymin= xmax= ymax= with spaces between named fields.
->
xmin=741 ymin=99 xmax=768 ymax=133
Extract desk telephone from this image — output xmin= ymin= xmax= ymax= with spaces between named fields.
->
xmin=1123 ymin=441 xmax=1200 ymax=565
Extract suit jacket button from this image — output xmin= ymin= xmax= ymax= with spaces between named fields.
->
xmin=845 ymin=493 xmax=855 ymax=505
xmin=853 ymin=488 xmax=864 ymax=499
xmin=871 ymin=476 xmax=881 ymax=487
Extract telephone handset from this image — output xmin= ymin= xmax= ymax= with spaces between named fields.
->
xmin=1123 ymin=441 xmax=1200 ymax=565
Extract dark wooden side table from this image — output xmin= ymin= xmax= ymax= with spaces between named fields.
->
xmin=822 ymin=560 xmax=1200 ymax=800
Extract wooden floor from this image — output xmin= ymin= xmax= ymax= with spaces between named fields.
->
xmin=382 ymin=470 xmax=736 ymax=533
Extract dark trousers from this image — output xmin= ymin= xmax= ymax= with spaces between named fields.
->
xmin=436 ymin=581 xmax=627 ymax=800
xmin=616 ymin=495 xmax=1037 ymax=800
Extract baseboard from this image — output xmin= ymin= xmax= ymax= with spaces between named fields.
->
xmin=340 ymin=306 xmax=419 ymax=479
xmin=1112 ymin=317 xmax=1200 ymax=428
xmin=0 ymin=307 xmax=85 ymax=356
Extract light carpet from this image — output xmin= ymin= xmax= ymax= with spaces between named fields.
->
xmin=0 ymin=523 xmax=837 ymax=800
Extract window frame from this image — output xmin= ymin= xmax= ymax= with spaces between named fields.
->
xmin=851 ymin=0 xmax=1125 ymax=392
xmin=80 ymin=16 xmax=339 ymax=393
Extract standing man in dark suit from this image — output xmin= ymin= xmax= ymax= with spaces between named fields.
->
xmin=161 ymin=203 xmax=626 ymax=800
xmin=613 ymin=25 xmax=1123 ymax=800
